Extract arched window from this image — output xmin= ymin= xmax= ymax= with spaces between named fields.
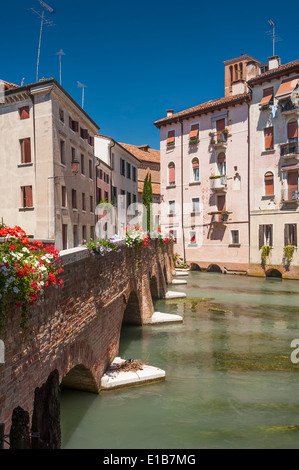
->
xmin=168 ymin=162 xmax=175 ymax=185
xmin=264 ymin=171 xmax=274 ymax=196
xmin=287 ymin=120 xmax=298 ymax=143
xmin=217 ymin=152 xmax=226 ymax=176
xmin=191 ymin=158 xmax=199 ymax=182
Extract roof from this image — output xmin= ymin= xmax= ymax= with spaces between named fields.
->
xmin=95 ymin=134 xmax=141 ymax=164
xmin=1 ymin=77 xmax=99 ymax=130
xmin=0 ymin=80 xmax=19 ymax=90
xmin=119 ymin=143 xmax=160 ymax=164
xmin=154 ymin=92 xmax=249 ymax=127
xmin=248 ymin=60 xmax=299 ymax=86
xmin=138 ymin=181 xmax=160 ymax=195
xmin=223 ymin=54 xmax=260 ymax=65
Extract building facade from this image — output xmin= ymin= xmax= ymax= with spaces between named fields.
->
xmin=248 ymin=57 xmax=299 ymax=279
xmin=0 ymin=78 xmax=99 ymax=250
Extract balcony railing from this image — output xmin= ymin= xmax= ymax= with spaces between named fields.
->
xmin=280 ymin=142 xmax=299 ymax=158
xmin=209 ymin=131 xmax=228 ymax=148
xmin=210 ymin=175 xmax=227 ymax=190
xmin=278 ymin=100 xmax=299 ymax=114
xmin=208 ymin=211 xmax=230 ymax=223
xmin=281 ymin=188 xmax=299 ymax=204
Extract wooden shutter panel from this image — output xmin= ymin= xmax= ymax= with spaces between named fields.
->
xmin=265 ymin=172 xmax=274 ymax=196
xmin=69 ymin=117 xmax=73 ymax=128
xmin=259 ymin=225 xmax=264 ymax=249
xmin=287 ymin=121 xmax=298 ymax=140
xmin=189 ymin=124 xmax=199 ymax=139
xmin=284 ymin=224 xmax=289 ymax=246
xmin=167 ymin=130 xmax=175 ymax=144
xmin=73 ymin=121 xmax=79 ymax=132
xmin=24 ymin=186 xmax=33 ymax=207
xmin=24 ymin=138 xmax=31 ymax=163
xmin=169 ymin=163 xmax=175 ymax=184
xmin=20 ymin=106 xmax=30 ymax=120
xmin=294 ymin=224 xmax=298 ymax=247
xmin=216 ymin=118 xmax=225 ymax=140
xmin=288 ymin=171 xmax=298 ymax=200
xmin=264 ymin=127 xmax=274 ymax=150
xmin=269 ymin=226 xmax=273 ymax=247
xmin=192 ymin=158 xmax=199 ymax=168
xmin=217 ymin=195 xmax=226 ymax=212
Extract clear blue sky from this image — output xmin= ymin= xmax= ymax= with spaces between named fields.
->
xmin=2 ymin=0 xmax=299 ymax=149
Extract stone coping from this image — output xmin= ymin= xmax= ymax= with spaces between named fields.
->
xmin=144 ymin=311 xmax=183 ymax=324
xmin=165 ymin=291 xmax=187 ymax=299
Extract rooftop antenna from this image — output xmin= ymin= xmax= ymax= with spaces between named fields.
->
xmin=77 ymin=81 xmax=87 ymax=109
xmin=21 ymin=77 xmax=25 ymax=86
xmin=56 ymin=49 xmax=65 ymax=85
xmin=31 ymin=1 xmax=55 ymax=82
xmin=267 ymin=20 xmax=282 ymax=57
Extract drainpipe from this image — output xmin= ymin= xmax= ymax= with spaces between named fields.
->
xmin=246 ymin=88 xmax=252 ymax=269
xmin=179 ymin=118 xmax=186 ymax=264
xmin=109 ymin=139 xmax=116 ymax=232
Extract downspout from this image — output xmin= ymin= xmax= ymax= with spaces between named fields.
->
xmin=179 ymin=118 xmax=186 ymax=264
xmin=109 ymin=139 xmax=116 ymax=233
xmin=246 ymin=88 xmax=252 ymax=270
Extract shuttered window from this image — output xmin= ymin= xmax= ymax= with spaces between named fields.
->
xmin=168 ymin=162 xmax=175 ymax=185
xmin=287 ymin=121 xmax=298 ymax=141
xmin=19 ymin=106 xmax=30 ymax=120
xmin=216 ymin=118 xmax=225 ymax=141
xmin=72 ymin=189 xmax=77 ymax=209
xmin=284 ymin=224 xmax=297 ymax=246
xmin=287 ymin=171 xmax=298 ymax=200
xmin=264 ymin=172 xmax=274 ymax=196
xmin=192 ymin=158 xmax=199 ymax=182
xmin=167 ymin=130 xmax=175 ymax=146
xmin=259 ymin=224 xmax=273 ymax=248
xmin=21 ymin=186 xmax=33 ymax=208
xmin=217 ymin=195 xmax=226 ymax=212
xmin=259 ymin=87 xmax=274 ymax=107
xmin=189 ymin=124 xmax=199 ymax=142
xmin=264 ymin=127 xmax=274 ymax=150
xmin=20 ymin=138 xmax=31 ymax=163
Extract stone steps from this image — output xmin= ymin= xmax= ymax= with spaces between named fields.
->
xmin=145 ymin=311 xmax=183 ymax=324
xmin=165 ymin=291 xmax=187 ymax=299
xmin=171 ymin=279 xmax=187 ymax=285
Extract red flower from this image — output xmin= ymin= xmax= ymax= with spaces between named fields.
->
xmin=9 ymin=244 xmax=16 ymax=250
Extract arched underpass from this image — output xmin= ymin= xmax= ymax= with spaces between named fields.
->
xmin=266 ymin=268 xmax=283 ymax=279
xmin=207 ymin=264 xmax=222 ymax=273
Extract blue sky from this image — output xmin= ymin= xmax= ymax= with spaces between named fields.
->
xmin=2 ymin=0 xmax=299 ymax=149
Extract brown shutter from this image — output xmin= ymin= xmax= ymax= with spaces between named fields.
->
xmin=167 ymin=130 xmax=175 ymax=145
xmin=259 ymin=87 xmax=273 ymax=106
xmin=269 ymin=226 xmax=273 ymax=247
xmin=24 ymin=186 xmax=33 ymax=207
xmin=264 ymin=172 xmax=274 ymax=196
xmin=284 ymin=224 xmax=289 ymax=246
xmin=287 ymin=121 xmax=298 ymax=140
xmin=288 ymin=171 xmax=298 ymax=200
xmin=69 ymin=117 xmax=73 ymax=128
xmin=294 ymin=224 xmax=298 ymax=247
xmin=73 ymin=121 xmax=79 ymax=132
xmin=264 ymin=127 xmax=274 ymax=150
xmin=20 ymin=106 xmax=30 ymax=120
xmin=168 ymin=163 xmax=175 ymax=184
xmin=217 ymin=195 xmax=226 ymax=212
xmin=216 ymin=118 xmax=225 ymax=140
xmin=189 ymin=124 xmax=199 ymax=139
xmin=24 ymin=138 xmax=31 ymax=163
xmin=259 ymin=225 xmax=264 ymax=249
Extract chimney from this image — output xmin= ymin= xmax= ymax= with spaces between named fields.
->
xmin=166 ymin=109 xmax=174 ymax=117
xmin=268 ymin=56 xmax=281 ymax=70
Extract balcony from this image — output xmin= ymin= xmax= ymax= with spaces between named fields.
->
xmin=210 ymin=175 xmax=227 ymax=191
xmin=280 ymin=142 xmax=299 ymax=159
xmin=278 ymin=99 xmax=299 ymax=115
xmin=208 ymin=211 xmax=230 ymax=223
xmin=209 ymin=131 xmax=229 ymax=149
xmin=280 ymin=189 xmax=299 ymax=207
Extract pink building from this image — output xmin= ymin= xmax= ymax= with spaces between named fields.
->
xmin=154 ymin=55 xmax=260 ymax=273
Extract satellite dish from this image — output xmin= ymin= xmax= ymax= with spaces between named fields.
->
xmin=291 ymin=88 xmax=299 ymax=107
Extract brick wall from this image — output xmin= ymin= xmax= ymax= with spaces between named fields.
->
xmin=0 ymin=239 xmax=173 ymax=435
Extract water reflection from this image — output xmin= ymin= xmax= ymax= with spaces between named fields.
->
xmin=61 ymin=272 xmax=299 ymax=449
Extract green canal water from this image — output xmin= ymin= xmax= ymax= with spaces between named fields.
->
xmin=61 ymin=272 xmax=299 ymax=449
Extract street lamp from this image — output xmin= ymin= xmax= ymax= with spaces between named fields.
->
xmin=71 ymin=158 xmax=80 ymax=175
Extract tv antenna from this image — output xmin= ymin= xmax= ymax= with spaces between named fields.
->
xmin=77 ymin=81 xmax=87 ymax=109
xmin=31 ymin=1 xmax=55 ymax=82
xmin=267 ymin=20 xmax=282 ymax=56
xmin=56 ymin=49 xmax=65 ymax=85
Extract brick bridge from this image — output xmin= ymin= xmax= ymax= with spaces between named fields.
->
xmin=0 ymin=239 xmax=174 ymax=448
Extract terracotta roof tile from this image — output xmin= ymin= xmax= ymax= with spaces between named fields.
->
xmin=119 ymin=143 xmax=160 ymax=164
xmin=1 ymin=80 xmax=19 ymax=90
xmin=248 ymin=60 xmax=299 ymax=85
xmin=154 ymin=92 xmax=249 ymax=127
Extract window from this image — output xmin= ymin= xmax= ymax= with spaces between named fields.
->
xmin=88 ymin=135 xmax=94 ymax=146
xmin=189 ymin=231 xmax=196 ymax=244
xmin=89 ymin=159 xmax=92 ymax=179
xmin=90 ymin=195 xmax=94 ymax=213
xmin=104 ymin=190 xmax=109 ymax=201
xmin=259 ymin=87 xmax=274 ymax=108
xmin=60 ymin=140 xmax=65 ymax=165
xmin=217 ymin=153 xmax=226 ymax=176
xmin=69 ymin=118 xmax=79 ymax=132
xmin=111 ymin=153 xmax=115 ymax=170
xmin=72 ymin=189 xmax=77 ymax=209
xmin=231 ymin=230 xmax=240 ymax=245
xmin=126 ymin=162 xmax=131 ymax=179
xmin=217 ymin=195 xmax=226 ymax=212
xmin=285 ymin=224 xmax=297 ymax=246
xmin=62 ymin=224 xmax=68 ymax=250
xmin=112 ymin=186 xmax=117 ymax=206
xmin=192 ymin=198 xmax=200 ymax=213
xmin=90 ymin=226 xmax=95 ymax=240
xmin=259 ymin=224 xmax=273 ymax=248
xmin=132 ymin=166 xmax=137 ymax=182
xmin=287 ymin=171 xmax=298 ymax=200
xmin=264 ymin=172 xmax=274 ymax=196
xmin=168 ymin=162 xmax=175 ymax=185
xmin=82 ymin=192 xmax=86 ymax=211
xmin=21 ymin=186 xmax=33 ymax=208
xmin=127 ymin=192 xmax=131 ymax=208
xmin=71 ymin=147 xmax=76 ymax=163
xmin=275 ymin=76 xmax=299 ymax=100
xmin=59 ymin=109 xmax=64 ymax=123
xmin=189 ymin=123 xmax=199 ymax=144
xmin=73 ymin=225 xmax=79 ymax=247
xmin=19 ymin=106 xmax=30 ymax=120
xmin=132 ymin=193 xmax=137 ymax=204
xmin=61 ymin=186 xmax=67 ymax=207
xmin=216 ymin=118 xmax=226 ymax=141
xmin=80 ymin=128 xmax=88 ymax=140
xmin=167 ymin=130 xmax=175 ymax=147
xmin=120 ymin=158 xmax=126 ymax=176
xmin=81 ymin=154 xmax=85 ymax=175
xmin=191 ymin=158 xmax=199 ymax=182
xmin=264 ymin=126 xmax=274 ymax=150
xmin=287 ymin=120 xmax=298 ymax=143
xmin=82 ymin=225 xmax=87 ymax=241
xmin=169 ymin=200 xmax=175 ymax=215
xmin=20 ymin=138 xmax=31 ymax=163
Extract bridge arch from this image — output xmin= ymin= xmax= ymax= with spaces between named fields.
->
xmin=207 ymin=264 xmax=222 ymax=273
xmin=122 ymin=289 xmax=142 ymax=325
xmin=190 ymin=263 xmax=201 ymax=271
xmin=265 ymin=268 xmax=282 ymax=279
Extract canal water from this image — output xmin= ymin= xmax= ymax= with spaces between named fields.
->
xmin=61 ymin=272 xmax=299 ymax=449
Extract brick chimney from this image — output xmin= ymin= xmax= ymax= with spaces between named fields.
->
xmin=166 ymin=109 xmax=174 ymax=117
xmin=268 ymin=56 xmax=281 ymax=70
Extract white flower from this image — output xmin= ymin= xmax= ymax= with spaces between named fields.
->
xmin=13 ymin=286 xmax=19 ymax=294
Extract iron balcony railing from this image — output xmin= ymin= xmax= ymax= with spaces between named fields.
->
xmin=279 ymin=100 xmax=297 ymax=113
xmin=280 ymin=142 xmax=299 ymax=157
xmin=281 ymin=188 xmax=299 ymax=202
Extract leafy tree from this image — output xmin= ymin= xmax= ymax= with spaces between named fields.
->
xmin=142 ymin=172 xmax=153 ymax=233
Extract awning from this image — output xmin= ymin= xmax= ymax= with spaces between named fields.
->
xmin=189 ymin=124 xmax=199 ymax=139
xmin=275 ymin=76 xmax=299 ymax=100
xmin=281 ymin=163 xmax=299 ymax=172
xmin=259 ymin=87 xmax=273 ymax=107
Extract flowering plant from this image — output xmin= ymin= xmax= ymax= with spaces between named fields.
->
xmin=125 ymin=225 xmax=149 ymax=249
xmin=82 ymin=237 xmax=124 ymax=256
xmin=0 ymin=225 xmax=64 ymax=330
